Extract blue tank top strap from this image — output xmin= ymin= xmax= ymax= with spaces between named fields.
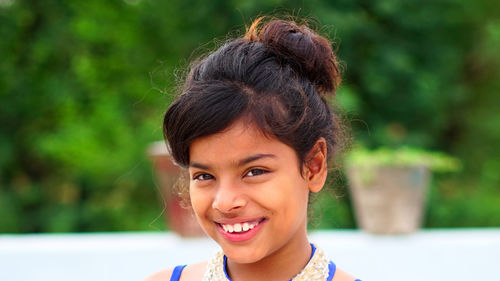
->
xmin=327 ymin=261 xmax=336 ymax=281
xmin=169 ymin=265 xmax=186 ymax=281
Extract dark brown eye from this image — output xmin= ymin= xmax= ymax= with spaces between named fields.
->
xmin=193 ymin=173 xmax=214 ymax=181
xmin=246 ymin=169 xmax=267 ymax=177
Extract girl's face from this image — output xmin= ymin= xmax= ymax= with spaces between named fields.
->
xmin=188 ymin=119 xmax=326 ymax=264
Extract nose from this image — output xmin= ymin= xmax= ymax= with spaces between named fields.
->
xmin=212 ymin=179 xmax=246 ymax=213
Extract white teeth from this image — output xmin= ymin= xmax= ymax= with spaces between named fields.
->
xmin=221 ymin=220 xmax=259 ymax=233
xmin=234 ymin=223 xmax=242 ymax=232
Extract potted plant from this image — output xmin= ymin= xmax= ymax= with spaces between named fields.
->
xmin=148 ymin=141 xmax=205 ymax=237
xmin=345 ymin=146 xmax=461 ymax=234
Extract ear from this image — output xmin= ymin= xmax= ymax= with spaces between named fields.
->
xmin=304 ymin=138 xmax=328 ymax=193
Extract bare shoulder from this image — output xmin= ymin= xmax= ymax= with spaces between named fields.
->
xmin=179 ymin=261 xmax=208 ymax=280
xmin=333 ymin=267 xmax=359 ymax=281
xmin=142 ymin=261 xmax=208 ymax=281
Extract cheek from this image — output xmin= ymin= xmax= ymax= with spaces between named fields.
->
xmin=189 ymin=186 xmax=210 ymax=218
xmin=257 ymin=176 xmax=310 ymax=215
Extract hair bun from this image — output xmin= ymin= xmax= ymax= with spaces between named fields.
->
xmin=245 ymin=18 xmax=341 ymax=95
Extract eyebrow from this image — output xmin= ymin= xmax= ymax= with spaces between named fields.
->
xmin=189 ymin=162 xmax=211 ymax=170
xmin=189 ymin=153 xmax=276 ymax=170
xmin=238 ymin=153 xmax=276 ymax=166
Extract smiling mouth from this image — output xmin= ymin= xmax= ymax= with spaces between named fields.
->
xmin=217 ymin=218 xmax=266 ymax=234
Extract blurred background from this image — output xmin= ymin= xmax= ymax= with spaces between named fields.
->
xmin=1 ymin=0 xmax=499 ymax=234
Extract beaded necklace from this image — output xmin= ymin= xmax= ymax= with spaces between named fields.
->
xmin=201 ymin=244 xmax=332 ymax=281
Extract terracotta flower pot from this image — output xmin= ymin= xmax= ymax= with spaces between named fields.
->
xmin=347 ymin=166 xmax=431 ymax=234
xmin=148 ymin=141 xmax=205 ymax=237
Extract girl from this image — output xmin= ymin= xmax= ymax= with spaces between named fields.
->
xmin=146 ymin=17 xmax=361 ymax=281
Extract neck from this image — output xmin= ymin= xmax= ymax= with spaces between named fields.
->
xmin=225 ymin=230 xmax=311 ymax=281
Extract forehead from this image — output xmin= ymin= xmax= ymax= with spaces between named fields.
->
xmin=189 ymin=120 xmax=293 ymax=165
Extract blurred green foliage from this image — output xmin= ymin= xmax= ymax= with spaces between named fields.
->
xmin=1 ymin=0 xmax=499 ymax=233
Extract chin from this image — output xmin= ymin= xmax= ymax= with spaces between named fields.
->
xmin=221 ymin=245 xmax=267 ymax=264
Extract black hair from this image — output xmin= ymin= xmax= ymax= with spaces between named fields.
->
xmin=164 ymin=18 xmax=343 ymax=171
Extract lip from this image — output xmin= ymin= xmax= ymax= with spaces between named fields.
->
xmin=216 ymin=218 xmax=267 ymax=243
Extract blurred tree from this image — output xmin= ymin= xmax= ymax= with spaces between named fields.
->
xmin=0 ymin=0 xmax=498 ymax=233
xmin=1 ymin=0 xmax=168 ymax=232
